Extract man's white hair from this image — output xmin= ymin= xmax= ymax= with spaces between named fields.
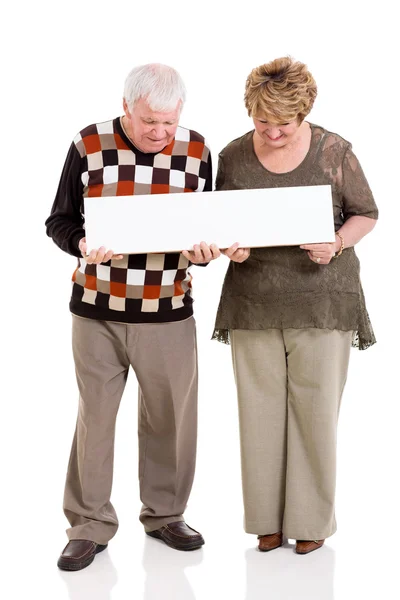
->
xmin=124 ymin=63 xmax=186 ymax=112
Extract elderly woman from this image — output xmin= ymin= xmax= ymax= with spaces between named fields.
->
xmin=212 ymin=57 xmax=378 ymax=555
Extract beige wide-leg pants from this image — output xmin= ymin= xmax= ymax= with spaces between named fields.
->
xmin=230 ymin=327 xmax=352 ymax=540
xmin=63 ymin=315 xmax=198 ymax=544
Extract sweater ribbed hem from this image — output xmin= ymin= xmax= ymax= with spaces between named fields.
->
xmin=70 ymin=299 xmax=193 ymax=324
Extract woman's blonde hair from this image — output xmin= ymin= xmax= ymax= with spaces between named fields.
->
xmin=244 ymin=57 xmax=317 ymax=123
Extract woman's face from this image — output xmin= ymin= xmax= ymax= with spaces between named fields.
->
xmin=253 ymin=117 xmax=301 ymax=148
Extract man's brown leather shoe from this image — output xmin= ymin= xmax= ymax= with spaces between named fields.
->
xmin=146 ymin=521 xmax=204 ymax=551
xmin=57 ymin=539 xmax=108 ymax=571
xmin=258 ymin=531 xmax=283 ymax=552
xmin=257 ymin=531 xmax=284 ymax=552
xmin=295 ymin=539 xmax=325 ymax=555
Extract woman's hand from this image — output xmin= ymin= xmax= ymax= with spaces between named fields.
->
xmin=182 ymin=242 xmax=221 ymax=264
xmin=221 ymin=242 xmax=250 ymax=263
xmin=300 ymin=240 xmax=340 ymax=265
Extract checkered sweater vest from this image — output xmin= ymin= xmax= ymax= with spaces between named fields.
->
xmin=46 ymin=117 xmax=212 ymax=323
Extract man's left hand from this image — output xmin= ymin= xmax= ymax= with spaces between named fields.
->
xmin=182 ymin=242 xmax=221 ymax=264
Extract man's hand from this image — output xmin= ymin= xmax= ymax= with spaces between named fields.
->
xmin=221 ymin=243 xmax=250 ymax=263
xmin=182 ymin=242 xmax=221 ymax=264
xmin=79 ymin=237 xmax=123 ymax=264
xmin=300 ymin=241 xmax=339 ymax=265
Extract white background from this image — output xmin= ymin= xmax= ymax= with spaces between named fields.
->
xmin=2 ymin=1 xmax=399 ymax=599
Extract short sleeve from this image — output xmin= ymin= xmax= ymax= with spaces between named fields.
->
xmin=341 ymin=146 xmax=378 ymax=220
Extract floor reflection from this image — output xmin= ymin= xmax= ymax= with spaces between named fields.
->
xmin=59 ymin=548 xmax=118 ymax=600
xmin=245 ymin=540 xmax=335 ymax=600
xmin=142 ymin=536 xmax=203 ymax=600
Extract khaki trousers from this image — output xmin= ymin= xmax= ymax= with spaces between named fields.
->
xmin=63 ymin=315 xmax=198 ymax=544
xmin=230 ymin=328 xmax=352 ymax=540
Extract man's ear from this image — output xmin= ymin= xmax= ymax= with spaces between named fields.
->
xmin=122 ymin=98 xmax=130 ymax=118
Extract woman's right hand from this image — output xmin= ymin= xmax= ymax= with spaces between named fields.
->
xmin=79 ymin=237 xmax=123 ymax=264
xmin=221 ymin=242 xmax=250 ymax=263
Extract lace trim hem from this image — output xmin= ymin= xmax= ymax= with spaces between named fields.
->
xmin=212 ymin=327 xmax=376 ymax=351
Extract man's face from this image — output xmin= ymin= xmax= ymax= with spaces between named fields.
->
xmin=123 ymin=97 xmax=181 ymax=153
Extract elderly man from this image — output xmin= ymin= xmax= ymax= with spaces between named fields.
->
xmin=46 ymin=63 xmax=220 ymax=571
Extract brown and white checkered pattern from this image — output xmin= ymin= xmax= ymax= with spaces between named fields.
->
xmin=69 ymin=118 xmax=211 ymax=323
xmin=73 ymin=119 xmax=210 ymax=199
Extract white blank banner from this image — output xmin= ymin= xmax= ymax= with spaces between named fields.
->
xmin=84 ymin=185 xmax=335 ymax=254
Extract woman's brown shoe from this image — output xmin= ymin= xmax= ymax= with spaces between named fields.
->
xmin=295 ymin=540 xmax=324 ymax=554
xmin=257 ymin=532 xmax=284 ymax=552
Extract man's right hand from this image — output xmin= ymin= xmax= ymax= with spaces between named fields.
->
xmin=79 ymin=237 xmax=123 ymax=264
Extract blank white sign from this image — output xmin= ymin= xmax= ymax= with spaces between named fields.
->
xmin=84 ymin=185 xmax=335 ymax=254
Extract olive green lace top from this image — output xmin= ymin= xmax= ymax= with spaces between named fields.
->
xmin=212 ymin=124 xmax=378 ymax=350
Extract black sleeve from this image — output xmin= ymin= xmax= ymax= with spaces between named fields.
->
xmin=193 ymin=152 xmax=213 ymax=267
xmin=45 ymin=143 xmax=86 ymax=258
xmin=203 ymin=153 xmax=213 ymax=191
